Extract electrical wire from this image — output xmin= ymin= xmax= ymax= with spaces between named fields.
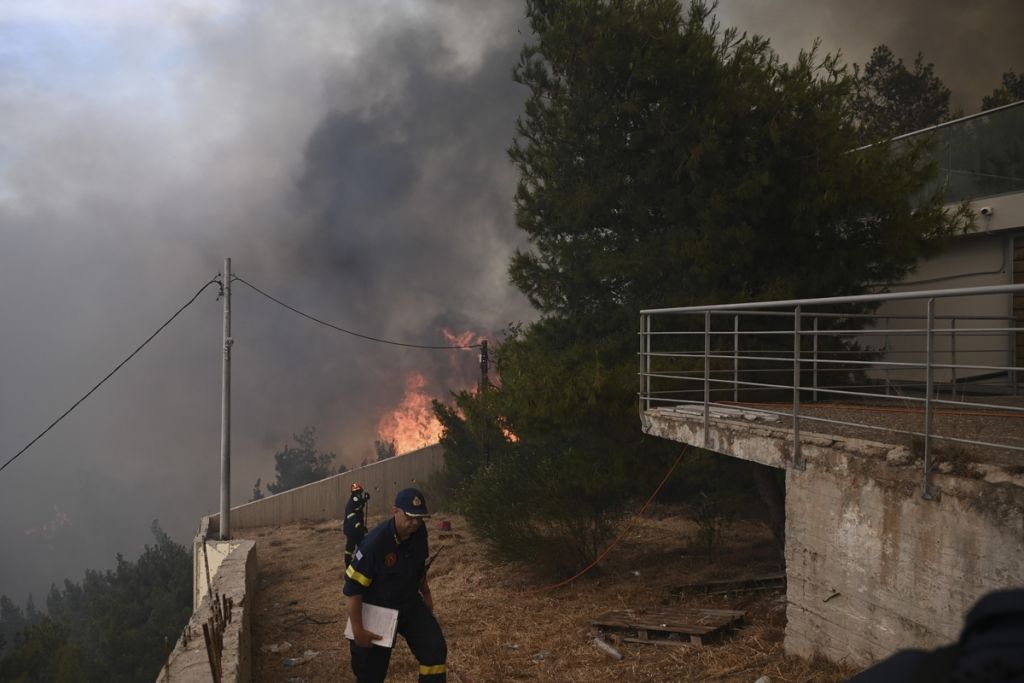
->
xmin=231 ymin=275 xmax=481 ymax=350
xmin=1 ymin=277 xmax=222 ymax=476
xmin=527 ymin=446 xmax=689 ymax=594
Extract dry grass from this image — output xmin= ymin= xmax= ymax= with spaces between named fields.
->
xmin=249 ymin=507 xmax=858 ymax=682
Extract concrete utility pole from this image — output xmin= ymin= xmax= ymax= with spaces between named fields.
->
xmin=479 ymin=339 xmax=489 ymax=393
xmin=479 ymin=339 xmax=490 ymax=465
xmin=220 ymin=258 xmax=233 ymax=540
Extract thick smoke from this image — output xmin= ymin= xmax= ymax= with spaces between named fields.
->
xmin=0 ymin=1 xmax=530 ymax=606
xmin=1 ymin=0 xmax=1016 ymax=608
xmin=717 ymin=0 xmax=1022 ymax=111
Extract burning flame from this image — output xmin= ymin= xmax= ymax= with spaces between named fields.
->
xmin=442 ymin=328 xmax=486 ymax=349
xmin=376 ymin=329 xmax=500 ymax=456
xmin=377 ymin=372 xmax=444 ymax=455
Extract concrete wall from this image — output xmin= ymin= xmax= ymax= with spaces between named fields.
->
xmin=215 ymin=443 xmax=445 ymax=531
xmin=642 ymin=410 xmax=1024 ymax=667
xmin=193 ymin=515 xmax=243 ymax=610
xmin=785 ymin=449 xmax=1024 ymax=665
xmin=158 ymin=539 xmax=257 ymax=683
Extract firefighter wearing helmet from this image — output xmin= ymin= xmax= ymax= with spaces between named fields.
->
xmin=344 ymin=482 xmax=371 ymax=568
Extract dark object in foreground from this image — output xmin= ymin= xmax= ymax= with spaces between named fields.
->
xmin=848 ymin=588 xmax=1024 ymax=682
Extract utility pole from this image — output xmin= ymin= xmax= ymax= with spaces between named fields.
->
xmin=479 ymin=339 xmax=489 ymax=393
xmin=220 ymin=258 xmax=233 ymax=540
xmin=479 ymin=339 xmax=489 ymax=465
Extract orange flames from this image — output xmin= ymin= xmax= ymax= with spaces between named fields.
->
xmin=377 ymin=372 xmax=444 ymax=455
xmin=377 ymin=329 xmax=504 ymax=455
xmin=441 ymin=328 xmax=487 ymax=349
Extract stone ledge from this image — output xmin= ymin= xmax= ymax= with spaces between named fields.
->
xmin=156 ymin=538 xmax=257 ymax=683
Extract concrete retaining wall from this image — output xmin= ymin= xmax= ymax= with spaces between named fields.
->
xmin=785 ymin=450 xmax=1024 ymax=665
xmin=643 ymin=410 xmax=1024 ymax=667
xmin=158 ymin=539 xmax=256 ymax=683
xmin=215 ymin=443 xmax=445 ymax=530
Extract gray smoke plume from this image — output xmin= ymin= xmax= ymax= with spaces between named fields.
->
xmin=0 ymin=0 xmax=529 ymax=606
xmin=0 ymin=0 xmax=1015 ymax=610
xmin=717 ymin=0 xmax=1022 ymax=111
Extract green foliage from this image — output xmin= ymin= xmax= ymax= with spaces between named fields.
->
xmin=0 ymin=595 xmax=33 ymax=660
xmin=510 ymin=3 xmax=966 ymax=317
xmin=982 ymin=70 xmax=1024 ymax=111
xmin=0 ymin=617 xmax=87 ymax=683
xmin=374 ymin=438 xmax=397 ymax=462
xmin=852 ymin=45 xmax=952 ymax=140
xmin=438 ymin=0 xmax=970 ymax=572
xmin=266 ymin=426 xmax=340 ymax=495
xmin=0 ymin=522 xmax=191 ymax=683
xmin=250 ymin=477 xmax=265 ymax=502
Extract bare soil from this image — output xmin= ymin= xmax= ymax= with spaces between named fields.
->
xmin=249 ymin=508 xmax=857 ymax=682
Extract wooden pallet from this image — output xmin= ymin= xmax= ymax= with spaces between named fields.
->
xmin=591 ymin=606 xmax=745 ymax=647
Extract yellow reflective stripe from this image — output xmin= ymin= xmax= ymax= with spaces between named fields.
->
xmin=345 ymin=564 xmax=372 ymax=587
xmin=419 ymin=664 xmax=446 ymax=675
xmin=346 ymin=512 xmax=356 ymax=518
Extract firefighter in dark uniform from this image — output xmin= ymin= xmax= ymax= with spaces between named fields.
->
xmin=344 ymin=487 xmax=446 ymax=682
xmin=344 ymin=482 xmax=370 ymax=568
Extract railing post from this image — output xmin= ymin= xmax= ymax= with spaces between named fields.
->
xmin=733 ymin=314 xmax=739 ymax=403
xmin=950 ymin=317 xmax=957 ymax=401
xmin=812 ymin=316 xmax=819 ymax=403
xmin=644 ymin=314 xmax=652 ymax=412
xmin=790 ymin=307 xmax=806 ymax=466
xmin=884 ymin=317 xmax=891 ymax=394
xmin=704 ymin=311 xmax=711 ymax=448
xmin=638 ymin=314 xmax=646 ymax=414
xmin=923 ymin=298 xmax=938 ymax=500
xmin=793 ymin=306 xmax=804 ymax=470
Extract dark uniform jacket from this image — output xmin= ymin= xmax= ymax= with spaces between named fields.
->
xmin=344 ymin=492 xmax=368 ymax=537
xmin=343 ymin=517 xmax=428 ymax=609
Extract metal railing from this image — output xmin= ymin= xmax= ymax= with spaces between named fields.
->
xmin=639 ymin=284 xmax=1024 ymax=498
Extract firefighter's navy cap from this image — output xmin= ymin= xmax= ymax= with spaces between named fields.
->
xmin=394 ymin=487 xmax=430 ymax=517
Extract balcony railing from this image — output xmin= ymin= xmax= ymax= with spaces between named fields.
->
xmin=639 ymin=284 xmax=1024 ymax=498
xmin=894 ymin=99 xmax=1024 ymax=203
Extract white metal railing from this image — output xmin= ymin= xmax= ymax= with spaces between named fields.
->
xmin=639 ymin=284 xmax=1024 ymax=499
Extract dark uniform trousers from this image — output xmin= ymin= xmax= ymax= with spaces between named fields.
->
xmin=349 ymin=598 xmax=447 ymax=683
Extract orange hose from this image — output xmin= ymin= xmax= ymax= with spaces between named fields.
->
xmin=526 ymin=446 xmax=689 ymax=594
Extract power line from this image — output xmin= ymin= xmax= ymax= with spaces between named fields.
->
xmin=1 ymin=277 xmax=222 ymax=476
xmin=231 ymin=275 xmax=482 ymax=350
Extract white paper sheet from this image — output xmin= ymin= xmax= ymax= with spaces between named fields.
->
xmin=344 ymin=603 xmax=400 ymax=648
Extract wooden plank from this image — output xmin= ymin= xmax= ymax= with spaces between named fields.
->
xmin=618 ymin=636 xmax=690 ymax=648
xmin=677 ymin=572 xmax=785 ymax=596
xmin=591 ymin=607 xmax=745 ymax=637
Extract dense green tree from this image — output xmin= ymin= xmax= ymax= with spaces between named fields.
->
xmin=0 ymin=595 xmax=27 ymax=658
xmin=0 ymin=523 xmax=191 ymax=682
xmin=0 ymin=617 xmax=87 ymax=683
xmin=982 ymin=70 xmax=1024 ymax=110
xmin=852 ymin=44 xmax=952 ymax=141
xmin=436 ymin=0 xmax=969 ymax=569
xmin=265 ymin=427 xmax=340 ymax=494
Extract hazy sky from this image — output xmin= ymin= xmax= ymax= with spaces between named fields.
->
xmin=1 ymin=0 xmax=1019 ymax=605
